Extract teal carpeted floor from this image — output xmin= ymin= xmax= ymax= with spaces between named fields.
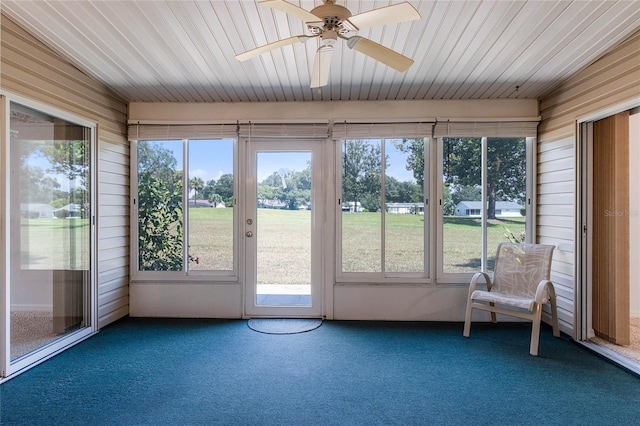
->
xmin=1 ymin=318 xmax=639 ymax=425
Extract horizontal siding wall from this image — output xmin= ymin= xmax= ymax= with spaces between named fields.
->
xmin=1 ymin=13 xmax=130 ymax=328
xmin=538 ymin=29 xmax=640 ymax=336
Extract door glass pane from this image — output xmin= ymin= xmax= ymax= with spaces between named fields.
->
xmin=188 ymin=139 xmax=234 ymax=271
xmin=9 ymin=102 xmax=91 ymax=361
xmin=442 ymin=137 xmax=482 ymax=273
xmin=256 ymin=152 xmax=311 ymax=306
xmin=342 ymin=139 xmax=382 ymax=272
xmin=486 ymin=137 xmax=527 ymax=270
xmin=137 ymin=140 xmax=184 ymax=271
xmin=385 ymin=138 xmax=424 ymax=273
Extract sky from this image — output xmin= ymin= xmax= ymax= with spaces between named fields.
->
xmin=24 ymin=138 xmax=416 ymax=196
xmin=159 ymin=138 xmax=416 ymax=184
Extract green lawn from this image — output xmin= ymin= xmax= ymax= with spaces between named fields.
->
xmin=188 ymin=208 xmax=525 ymax=276
xmin=23 ymin=209 xmax=525 ymax=276
xmin=20 ymin=218 xmax=90 ymax=270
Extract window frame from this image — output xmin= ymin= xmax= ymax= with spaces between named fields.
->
xmin=335 ymin=136 xmax=433 ymax=285
xmin=435 ymin=136 xmax=535 ymax=284
xmin=1 ymin=90 xmax=98 ymax=377
xmin=130 ymin=137 xmax=239 ymax=282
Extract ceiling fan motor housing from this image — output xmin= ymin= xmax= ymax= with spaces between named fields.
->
xmin=309 ymin=3 xmax=355 ymax=36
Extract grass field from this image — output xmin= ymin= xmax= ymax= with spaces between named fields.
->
xmin=188 ymin=208 xmax=525 ymax=277
xmin=20 ymin=218 xmax=90 ymax=270
xmin=20 ymin=210 xmax=525 ymax=278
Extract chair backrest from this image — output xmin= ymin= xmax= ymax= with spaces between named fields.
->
xmin=492 ymin=243 xmax=555 ymax=299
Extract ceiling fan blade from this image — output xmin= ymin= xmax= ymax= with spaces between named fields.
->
xmin=259 ymin=0 xmax=322 ymax=24
xmin=310 ymin=46 xmax=333 ymax=89
xmin=347 ymin=2 xmax=421 ymax=30
xmin=346 ymin=36 xmax=414 ymax=72
xmin=236 ymin=35 xmax=312 ymax=61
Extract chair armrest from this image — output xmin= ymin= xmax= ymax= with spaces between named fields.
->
xmin=469 ymin=272 xmax=492 ymax=298
xmin=534 ymin=280 xmax=555 ymax=304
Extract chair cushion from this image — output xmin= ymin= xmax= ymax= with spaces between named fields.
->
xmin=471 ymin=289 xmax=535 ymax=311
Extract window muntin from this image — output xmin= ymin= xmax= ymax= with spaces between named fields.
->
xmin=340 ymin=138 xmax=426 ymax=277
xmin=440 ymin=137 xmax=528 ymax=277
xmin=135 ymin=138 xmax=235 ymax=275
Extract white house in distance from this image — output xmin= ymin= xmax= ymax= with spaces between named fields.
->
xmin=454 ymin=201 xmax=523 ymax=217
xmin=387 ymin=202 xmax=424 ymax=214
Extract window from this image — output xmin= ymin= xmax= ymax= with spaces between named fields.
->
xmin=438 ymin=136 xmax=530 ymax=281
xmin=339 ymin=137 xmax=428 ymax=278
xmin=134 ymin=138 xmax=235 ymax=276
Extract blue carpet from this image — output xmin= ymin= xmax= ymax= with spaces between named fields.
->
xmin=1 ymin=318 xmax=639 ymax=425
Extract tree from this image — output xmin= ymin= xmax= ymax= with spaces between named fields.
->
xmin=213 ymin=173 xmax=234 ymax=206
xmin=136 ymin=142 xmax=184 ymax=271
xmin=385 ymin=176 xmax=422 ymax=203
xmin=202 ymin=179 xmax=217 ymax=201
xmin=137 ymin=171 xmax=184 ymax=271
xmin=443 ymin=137 xmax=526 ymax=219
xmin=257 ymin=166 xmax=311 ymax=210
xmin=189 ymin=177 xmax=204 ymax=205
xmin=342 ymin=140 xmax=385 ymax=212
xmin=393 ymin=138 xmax=424 ymax=190
xmin=138 ymin=141 xmax=178 ymax=181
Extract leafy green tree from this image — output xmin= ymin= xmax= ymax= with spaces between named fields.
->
xmin=189 ymin=177 xmax=204 ymax=205
xmin=214 ymin=173 xmax=234 ymax=206
xmin=257 ymin=167 xmax=311 ymax=210
xmin=443 ymin=137 xmax=526 ymax=219
xmin=136 ymin=142 xmax=184 ymax=271
xmin=202 ymin=179 xmax=217 ymax=201
xmin=393 ymin=138 xmax=424 ymax=190
xmin=385 ymin=176 xmax=422 ymax=203
xmin=41 ymin=139 xmax=88 ymax=182
xmin=137 ymin=171 xmax=184 ymax=271
xmin=342 ymin=140 xmax=385 ymax=212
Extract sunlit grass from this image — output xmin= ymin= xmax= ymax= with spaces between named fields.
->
xmin=23 ymin=210 xmax=525 ymax=278
xmin=21 ymin=218 xmax=90 ymax=270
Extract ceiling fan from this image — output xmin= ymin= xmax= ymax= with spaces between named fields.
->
xmin=235 ymin=0 xmax=421 ymax=88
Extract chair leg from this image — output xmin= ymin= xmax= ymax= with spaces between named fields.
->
xmin=550 ymin=293 xmax=560 ymax=338
xmin=463 ymin=301 xmax=473 ymax=337
xmin=530 ymin=304 xmax=542 ymax=356
xmin=489 ymin=302 xmax=497 ymax=323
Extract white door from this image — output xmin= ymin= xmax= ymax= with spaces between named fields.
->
xmin=244 ymin=139 xmax=323 ymax=317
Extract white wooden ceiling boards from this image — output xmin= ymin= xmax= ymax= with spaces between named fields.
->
xmin=2 ymin=0 xmax=640 ymax=103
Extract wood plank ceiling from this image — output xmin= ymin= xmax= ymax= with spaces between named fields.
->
xmin=2 ymin=0 xmax=640 ymax=103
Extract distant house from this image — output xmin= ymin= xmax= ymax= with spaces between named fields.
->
xmin=55 ymin=203 xmax=83 ymax=218
xmin=386 ymin=202 xmax=424 ymax=214
xmin=454 ymin=201 xmax=523 ymax=217
xmin=189 ymin=199 xmax=227 ymax=208
xmin=342 ymin=201 xmax=363 ymax=213
xmin=259 ymin=199 xmax=287 ymax=209
xmin=20 ymin=203 xmax=55 ymax=218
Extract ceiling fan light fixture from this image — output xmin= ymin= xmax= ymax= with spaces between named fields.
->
xmin=238 ymin=1 xmax=421 ymax=82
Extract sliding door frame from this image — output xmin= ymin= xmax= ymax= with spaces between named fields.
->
xmin=0 ymin=91 xmax=98 ymax=380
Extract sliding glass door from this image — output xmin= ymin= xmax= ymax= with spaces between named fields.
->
xmin=2 ymin=97 xmax=95 ymax=378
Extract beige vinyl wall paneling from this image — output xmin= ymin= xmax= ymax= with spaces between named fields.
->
xmin=538 ymin=29 xmax=640 ymax=336
xmin=1 ymin=13 xmax=130 ymax=328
